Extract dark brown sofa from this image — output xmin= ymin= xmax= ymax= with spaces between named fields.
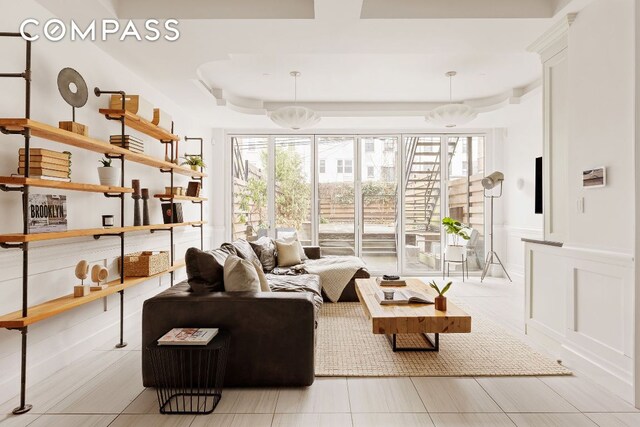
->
xmin=142 ymin=240 xmax=369 ymax=388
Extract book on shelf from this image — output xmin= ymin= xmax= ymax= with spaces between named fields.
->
xmin=18 ymin=148 xmax=70 ymax=161
xmin=158 ymin=328 xmax=218 ymax=346
xmin=375 ymin=289 xmax=434 ymax=305
xmin=110 ymin=134 xmax=143 ymax=142
xmin=19 ymin=155 xmax=70 ymax=167
xmin=18 ymin=161 xmax=70 ymax=173
xmin=110 ymin=144 xmax=144 ymax=154
xmin=18 ymin=167 xmax=69 ymax=179
xmin=161 ymin=202 xmax=184 ymax=224
xmin=11 ymin=173 xmax=71 ymax=182
xmin=376 ymin=277 xmax=407 ymax=287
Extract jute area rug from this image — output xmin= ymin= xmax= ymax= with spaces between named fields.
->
xmin=315 ymin=302 xmax=571 ymax=377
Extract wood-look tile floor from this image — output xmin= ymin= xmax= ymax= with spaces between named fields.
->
xmin=1 ymin=277 xmax=638 ymax=426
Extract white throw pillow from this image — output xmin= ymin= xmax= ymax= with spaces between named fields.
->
xmin=278 ymin=236 xmax=308 ymax=261
xmin=253 ymin=259 xmax=271 ymax=292
xmin=223 ymin=254 xmax=261 ymax=292
xmin=275 ymin=239 xmax=302 ymax=267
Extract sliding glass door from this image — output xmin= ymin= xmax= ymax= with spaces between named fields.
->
xmin=317 ymin=136 xmax=356 ymax=255
xmin=230 ymin=133 xmax=485 ymax=275
xmin=360 ymin=136 xmax=399 ymax=272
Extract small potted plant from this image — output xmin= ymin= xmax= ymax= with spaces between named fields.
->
xmin=181 ymin=155 xmax=206 ymax=171
xmin=97 ymin=157 xmax=120 ymax=187
xmin=442 ymin=217 xmax=471 ymax=262
xmin=429 ymin=280 xmax=452 ymax=311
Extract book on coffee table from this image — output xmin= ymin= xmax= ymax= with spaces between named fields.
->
xmin=376 ymin=277 xmax=407 ymax=286
xmin=158 ymin=328 xmax=219 ymax=345
xmin=375 ymin=289 xmax=434 ymax=305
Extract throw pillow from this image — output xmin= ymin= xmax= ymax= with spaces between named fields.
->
xmin=185 ymin=246 xmax=237 ymax=292
xmin=230 ymin=239 xmax=261 ymax=266
xmin=253 ymin=259 xmax=271 ymax=292
xmin=249 ymin=236 xmax=277 ymax=271
xmin=223 ymin=255 xmax=261 ymax=292
xmin=277 ymin=236 xmax=308 ymax=261
xmin=276 ymin=239 xmax=302 ymax=267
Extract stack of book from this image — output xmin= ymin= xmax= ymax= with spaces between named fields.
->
xmin=17 ymin=148 xmax=71 ymax=182
xmin=110 ymin=135 xmax=144 ymax=153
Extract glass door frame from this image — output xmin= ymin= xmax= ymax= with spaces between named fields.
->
xmin=229 ymin=132 xmax=487 ymax=276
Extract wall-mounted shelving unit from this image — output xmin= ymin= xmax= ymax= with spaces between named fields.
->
xmin=0 ymin=32 xmax=207 ymax=415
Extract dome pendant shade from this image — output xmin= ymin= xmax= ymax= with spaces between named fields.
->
xmin=270 ymin=71 xmax=321 ymax=130
xmin=270 ymin=105 xmax=321 ymax=130
xmin=425 ymin=103 xmax=477 ymax=128
xmin=425 ymin=71 xmax=477 ymax=128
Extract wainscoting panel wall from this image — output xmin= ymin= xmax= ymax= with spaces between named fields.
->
xmin=524 ymin=242 xmax=635 ymax=402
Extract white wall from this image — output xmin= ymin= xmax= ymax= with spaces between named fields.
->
xmin=0 ymin=0 xmax=213 ymax=405
xmin=493 ymin=93 xmax=545 ymax=278
xmin=566 ymin=0 xmax=635 ymax=254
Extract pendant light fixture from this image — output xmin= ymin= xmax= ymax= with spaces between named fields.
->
xmin=270 ymin=71 xmax=321 ymax=130
xmin=425 ymin=71 xmax=477 ymax=128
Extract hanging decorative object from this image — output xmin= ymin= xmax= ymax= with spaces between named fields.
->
xmin=425 ymin=71 xmax=477 ymax=128
xmin=269 ymin=71 xmax=320 ymax=130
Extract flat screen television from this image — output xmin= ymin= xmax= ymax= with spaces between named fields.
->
xmin=535 ymin=157 xmax=543 ymax=214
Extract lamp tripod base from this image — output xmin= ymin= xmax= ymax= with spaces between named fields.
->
xmin=480 ymin=250 xmax=512 ymax=283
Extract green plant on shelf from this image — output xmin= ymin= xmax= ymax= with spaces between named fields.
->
xmin=428 ymin=280 xmax=453 ymax=296
xmin=181 ymin=155 xmax=206 ymax=169
xmin=99 ymin=157 xmax=112 ymax=167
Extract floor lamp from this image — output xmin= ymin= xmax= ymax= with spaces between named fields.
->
xmin=480 ymin=171 xmax=512 ymax=282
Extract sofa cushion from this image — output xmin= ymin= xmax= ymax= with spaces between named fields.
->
xmin=276 ymin=240 xmax=302 ymax=267
xmin=253 ymin=259 xmax=271 ymax=292
xmin=185 ymin=246 xmax=236 ymax=293
xmin=249 ymin=237 xmax=277 ymax=272
xmin=266 ymin=273 xmax=323 ymax=317
xmin=224 ymin=255 xmax=261 ymax=292
xmin=230 ymin=239 xmax=261 ymax=266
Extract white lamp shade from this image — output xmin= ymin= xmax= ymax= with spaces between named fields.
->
xmin=270 ymin=106 xmax=321 ymax=130
xmin=425 ymin=103 xmax=477 ymax=128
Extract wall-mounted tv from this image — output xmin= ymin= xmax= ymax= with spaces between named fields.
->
xmin=535 ymin=157 xmax=543 ymax=214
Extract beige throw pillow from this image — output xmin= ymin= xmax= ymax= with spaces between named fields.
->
xmin=253 ymin=259 xmax=271 ymax=292
xmin=276 ymin=239 xmax=302 ymax=267
xmin=223 ymin=255 xmax=261 ymax=292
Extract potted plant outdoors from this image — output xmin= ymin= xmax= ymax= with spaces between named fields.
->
xmin=97 ymin=157 xmax=120 ymax=187
xmin=181 ymin=155 xmax=206 ymax=171
xmin=442 ymin=217 xmax=471 ymax=262
xmin=429 ymin=280 xmax=453 ymax=311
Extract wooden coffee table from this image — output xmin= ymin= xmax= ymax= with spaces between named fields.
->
xmin=355 ymin=278 xmax=472 ymax=352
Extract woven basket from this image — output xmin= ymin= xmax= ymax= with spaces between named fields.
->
xmin=120 ymin=251 xmax=170 ymax=277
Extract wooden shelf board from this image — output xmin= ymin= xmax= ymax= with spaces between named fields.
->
xmin=0 ymin=221 xmax=206 ymax=243
xmin=0 ymin=119 xmax=206 ymax=178
xmin=98 ymin=109 xmax=179 ymax=142
xmin=153 ymin=194 xmax=208 ymax=202
xmin=0 ymin=176 xmax=133 ymax=194
xmin=0 ymin=260 xmax=186 ymax=329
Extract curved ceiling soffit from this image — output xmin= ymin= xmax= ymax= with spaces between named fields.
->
xmin=193 ymin=65 xmax=541 ymax=118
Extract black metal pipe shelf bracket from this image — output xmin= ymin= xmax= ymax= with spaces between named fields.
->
xmin=103 ymin=193 xmax=124 ymax=199
xmin=0 ymin=31 xmax=33 ymax=416
xmin=94 ymin=87 xmax=127 ymax=349
xmin=184 ymin=136 xmax=205 ymax=250
xmin=93 ymin=232 xmax=125 ymax=240
xmin=0 ymin=185 xmax=25 ymax=192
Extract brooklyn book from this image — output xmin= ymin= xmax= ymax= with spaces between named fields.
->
xmin=27 ymin=194 xmax=67 ymax=233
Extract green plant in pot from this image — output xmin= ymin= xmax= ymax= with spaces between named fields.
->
xmin=429 ymin=280 xmax=452 ymax=311
xmin=97 ymin=157 xmax=120 ymax=187
xmin=181 ymin=155 xmax=206 ymax=171
xmin=442 ymin=217 xmax=471 ymax=262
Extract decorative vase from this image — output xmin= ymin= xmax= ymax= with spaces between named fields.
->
xmin=445 ymin=245 xmax=465 ymax=261
xmin=141 ymin=188 xmax=150 ymax=226
xmin=435 ymin=296 xmax=447 ymax=311
xmin=97 ymin=166 xmax=120 ymax=187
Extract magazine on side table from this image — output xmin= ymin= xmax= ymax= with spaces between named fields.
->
xmin=158 ymin=328 xmax=219 ymax=345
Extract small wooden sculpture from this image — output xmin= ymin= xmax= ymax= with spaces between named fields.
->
xmin=90 ymin=264 xmax=109 ymax=290
xmin=73 ymin=260 xmax=90 ymax=297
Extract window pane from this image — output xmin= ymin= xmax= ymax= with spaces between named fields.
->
xmin=232 ymin=136 xmax=268 ymax=241
xmin=274 ymin=136 xmax=312 ymax=245
xmin=318 ymin=137 xmax=355 ymax=256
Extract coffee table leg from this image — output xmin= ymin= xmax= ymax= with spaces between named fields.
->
xmin=387 ymin=333 xmax=440 ymax=352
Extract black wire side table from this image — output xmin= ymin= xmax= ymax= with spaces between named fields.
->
xmin=147 ymin=330 xmax=230 ymax=414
